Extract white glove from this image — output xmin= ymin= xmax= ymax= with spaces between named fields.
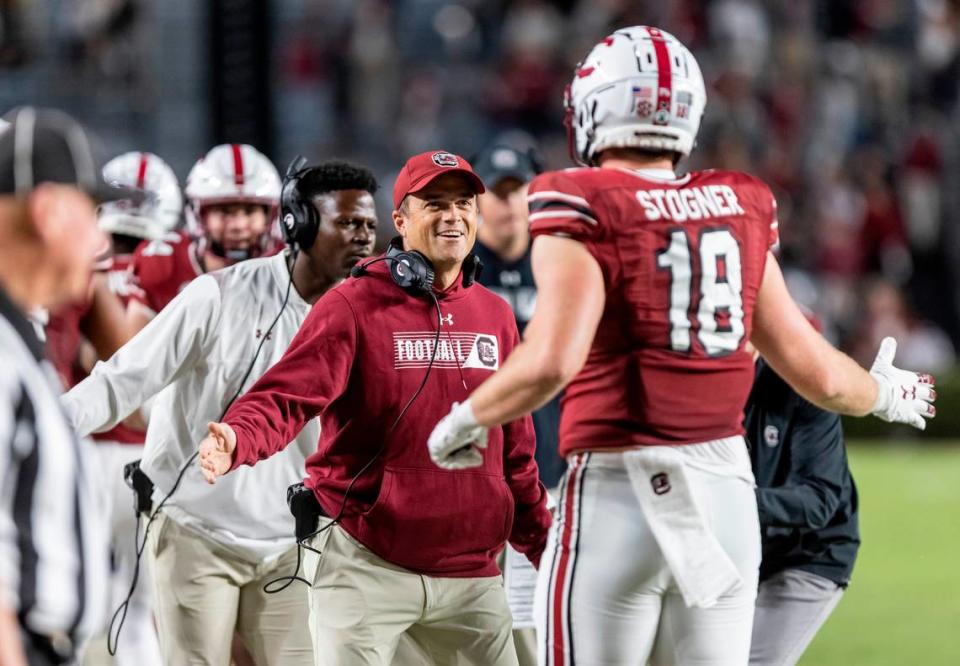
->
xmin=428 ymin=400 xmax=488 ymax=470
xmin=869 ymin=337 xmax=936 ymax=430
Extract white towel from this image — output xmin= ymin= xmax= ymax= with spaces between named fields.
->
xmin=623 ymin=447 xmax=743 ymax=608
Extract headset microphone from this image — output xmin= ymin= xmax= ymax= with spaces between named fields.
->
xmin=349 ymin=263 xmax=367 ymax=279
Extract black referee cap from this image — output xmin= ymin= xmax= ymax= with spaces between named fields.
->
xmin=0 ymin=107 xmax=140 ymax=203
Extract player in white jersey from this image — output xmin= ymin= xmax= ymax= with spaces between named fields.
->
xmin=63 ymin=160 xmax=379 ymax=665
xmin=76 ymin=151 xmax=182 ymax=666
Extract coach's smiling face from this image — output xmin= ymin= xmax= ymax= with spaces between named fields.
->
xmin=393 ymin=172 xmax=479 ymax=288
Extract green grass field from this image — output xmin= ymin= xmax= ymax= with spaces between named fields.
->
xmin=801 ymin=442 xmax=960 ymax=665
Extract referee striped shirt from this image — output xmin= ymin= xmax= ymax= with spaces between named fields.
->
xmin=0 ymin=287 xmax=107 ymax=653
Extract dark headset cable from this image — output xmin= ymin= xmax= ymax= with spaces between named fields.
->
xmin=107 ymin=250 xmax=298 ymax=655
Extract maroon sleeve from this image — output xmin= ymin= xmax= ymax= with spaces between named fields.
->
xmin=500 ymin=323 xmax=552 ymax=567
xmin=129 ymin=246 xmax=160 ymax=314
xmin=527 ymin=170 xmax=617 ymax=284
xmin=227 ymin=290 xmax=357 ymax=469
xmin=527 ymin=171 xmax=601 ymax=244
xmin=763 ymin=182 xmax=779 ymax=251
xmin=130 ymin=237 xmax=181 ymax=315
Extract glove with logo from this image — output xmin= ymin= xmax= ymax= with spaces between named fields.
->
xmin=428 ymin=400 xmax=488 ymax=470
xmin=869 ymin=337 xmax=937 ymax=430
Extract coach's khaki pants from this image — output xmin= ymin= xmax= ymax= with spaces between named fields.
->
xmin=495 ymin=548 xmax=537 ymax=666
xmin=148 ymin=512 xmax=313 ymax=666
xmin=303 ymin=520 xmax=518 ymax=666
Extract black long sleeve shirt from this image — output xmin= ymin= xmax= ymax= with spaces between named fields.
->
xmin=744 ymin=360 xmax=860 ymax=585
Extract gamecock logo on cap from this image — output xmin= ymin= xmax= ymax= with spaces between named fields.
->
xmin=432 ymin=152 xmax=459 ymax=168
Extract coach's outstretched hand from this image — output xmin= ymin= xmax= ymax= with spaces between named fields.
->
xmin=199 ymin=421 xmax=238 ymax=483
xmin=428 ymin=400 xmax=488 ymax=470
xmin=869 ymin=337 xmax=937 ymax=430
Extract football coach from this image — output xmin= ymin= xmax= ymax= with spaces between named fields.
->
xmin=198 ymin=150 xmax=551 ymax=666
xmin=744 ymin=349 xmax=860 ymax=666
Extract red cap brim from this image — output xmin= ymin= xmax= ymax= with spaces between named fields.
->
xmin=398 ymin=168 xmax=485 ymax=209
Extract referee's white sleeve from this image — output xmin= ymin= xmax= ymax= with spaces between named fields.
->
xmin=0 ymin=370 xmax=21 ymax=608
xmin=62 ymin=275 xmax=223 ymax=437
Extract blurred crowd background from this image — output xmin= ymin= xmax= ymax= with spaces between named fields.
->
xmin=1 ymin=0 xmax=959 ymax=374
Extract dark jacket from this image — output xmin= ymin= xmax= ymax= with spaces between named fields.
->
xmin=744 ymin=359 xmax=860 ymax=585
xmin=472 ymin=240 xmax=565 ymax=487
xmin=227 ymin=259 xmax=551 ymax=577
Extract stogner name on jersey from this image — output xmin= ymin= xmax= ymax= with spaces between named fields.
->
xmin=636 ymin=185 xmax=746 ymax=222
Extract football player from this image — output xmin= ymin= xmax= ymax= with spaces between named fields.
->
xmin=91 ymin=151 xmax=183 ymax=664
xmin=428 ymin=26 xmax=936 ymax=665
xmin=127 ymin=144 xmax=281 ymax=332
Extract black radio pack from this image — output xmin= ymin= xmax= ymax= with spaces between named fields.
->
xmin=123 ymin=459 xmax=155 ymax=515
xmin=287 ymin=481 xmax=327 ymax=543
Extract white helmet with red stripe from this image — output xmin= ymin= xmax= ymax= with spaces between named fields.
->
xmin=183 ymin=143 xmax=281 ymax=236
xmin=567 ymin=26 xmax=706 ymax=164
xmin=99 ymin=151 xmax=183 ymax=239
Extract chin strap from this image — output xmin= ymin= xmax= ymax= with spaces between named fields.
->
xmin=206 ymin=234 xmax=271 ymax=264
xmin=563 ymin=84 xmax=580 ymax=165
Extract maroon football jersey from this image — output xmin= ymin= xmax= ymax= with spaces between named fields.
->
xmin=528 ymin=167 xmax=779 ymax=455
xmin=45 ymin=299 xmax=89 ymax=390
xmin=103 ymin=252 xmax=144 ymax=306
xmin=129 ymin=230 xmax=203 ymax=317
xmin=93 ymin=252 xmax=146 ymax=445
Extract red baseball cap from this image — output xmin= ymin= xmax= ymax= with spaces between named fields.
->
xmin=392 ymin=150 xmax=485 ymax=210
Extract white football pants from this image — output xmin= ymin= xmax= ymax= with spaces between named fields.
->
xmin=535 ymin=439 xmax=761 ymax=666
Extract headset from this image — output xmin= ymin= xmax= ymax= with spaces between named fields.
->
xmin=108 ymin=157 xmax=308 ymax=655
xmin=350 ymin=236 xmax=482 ymax=293
xmin=280 ymin=155 xmax=320 ymax=252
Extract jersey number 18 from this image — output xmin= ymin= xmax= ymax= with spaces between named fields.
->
xmin=657 ymin=228 xmax=744 ymax=356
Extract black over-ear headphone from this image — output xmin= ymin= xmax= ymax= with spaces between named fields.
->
xmin=350 ymin=237 xmax=482 ymax=295
xmin=280 ymin=155 xmax=319 ymax=251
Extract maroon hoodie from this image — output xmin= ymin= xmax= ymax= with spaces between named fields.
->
xmin=226 ymin=259 xmax=551 ymax=577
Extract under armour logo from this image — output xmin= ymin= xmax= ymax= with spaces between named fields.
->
xmin=902 ymin=386 xmax=916 ymax=400
xmin=255 ymin=329 xmax=273 ymax=340
xmin=440 ymin=313 xmax=454 ymax=326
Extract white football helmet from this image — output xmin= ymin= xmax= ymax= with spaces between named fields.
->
xmin=567 ymin=26 xmax=707 ymax=164
xmin=183 ymin=143 xmax=281 ymax=236
xmin=184 ymin=143 xmax=280 ymax=255
xmin=99 ymin=152 xmax=183 ymax=240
